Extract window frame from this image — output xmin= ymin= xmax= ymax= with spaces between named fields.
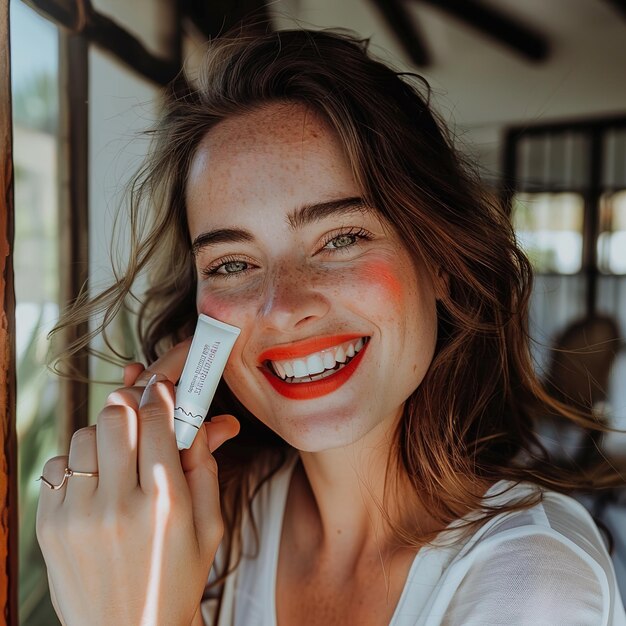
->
xmin=1 ymin=1 xmax=19 ymax=623
xmin=503 ymin=115 xmax=626 ymax=317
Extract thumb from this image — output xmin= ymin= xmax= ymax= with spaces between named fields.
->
xmin=204 ymin=414 xmax=241 ymax=453
xmin=180 ymin=414 xmax=240 ymax=472
xmin=179 ymin=415 xmax=240 ymax=552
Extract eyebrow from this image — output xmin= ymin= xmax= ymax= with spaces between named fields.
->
xmin=190 ymin=196 xmax=369 ymax=257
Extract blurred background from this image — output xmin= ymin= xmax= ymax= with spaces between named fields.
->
xmin=8 ymin=0 xmax=626 ymax=623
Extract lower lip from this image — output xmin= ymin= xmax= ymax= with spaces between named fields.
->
xmin=260 ymin=341 xmax=369 ymax=400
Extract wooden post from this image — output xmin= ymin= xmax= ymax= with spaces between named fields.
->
xmin=0 ymin=0 xmax=19 ymax=623
xmin=58 ymin=31 xmax=90 ymax=451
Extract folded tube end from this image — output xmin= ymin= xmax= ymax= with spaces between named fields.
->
xmin=175 ymin=418 xmax=200 ymax=450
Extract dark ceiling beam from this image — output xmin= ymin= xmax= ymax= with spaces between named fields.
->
xmin=603 ymin=0 xmax=626 ymax=19
xmin=367 ymin=0 xmax=431 ymax=67
xmin=22 ymin=0 xmax=179 ymax=85
xmin=417 ymin=0 xmax=549 ymax=63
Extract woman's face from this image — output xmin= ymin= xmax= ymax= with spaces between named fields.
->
xmin=186 ymin=102 xmax=438 ymax=452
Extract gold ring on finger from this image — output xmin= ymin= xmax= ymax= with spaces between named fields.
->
xmin=38 ymin=467 xmax=99 ymax=490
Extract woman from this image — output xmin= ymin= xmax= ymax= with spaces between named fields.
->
xmin=37 ymin=29 xmax=626 ymax=625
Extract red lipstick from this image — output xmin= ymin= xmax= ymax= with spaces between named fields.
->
xmin=258 ymin=333 xmax=365 ymax=363
xmin=259 ymin=339 xmax=369 ymax=400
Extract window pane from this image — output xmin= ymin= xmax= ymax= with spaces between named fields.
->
xmin=512 ymin=192 xmax=584 ymax=274
xmin=11 ymin=1 xmax=61 ymax=624
xmin=516 ymin=133 xmax=589 ymax=192
xmin=88 ymin=47 xmax=160 ymax=422
xmin=602 ymin=128 xmax=626 ymax=189
xmin=598 ymin=191 xmax=626 ymax=274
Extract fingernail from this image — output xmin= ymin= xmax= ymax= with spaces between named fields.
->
xmin=140 ymin=374 xmax=158 ymax=407
xmin=210 ymin=415 xmax=230 ymax=424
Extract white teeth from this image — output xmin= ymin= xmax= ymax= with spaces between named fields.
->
xmin=291 ymin=367 xmax=340 ymax=384
xmin=268 ymin=336 xmax=369 ymax=382
xmin=283 ymin=361 xmax=294 ymax=378
xmin=306 ymin=353 xmax=325 ymax=375
xmin=274 ymin=361 xmax=286 ymax=379
xmin=292 ymin=360 xmax=308 ymax=378
xmin=335 ymin=345 xmax=346 ymax=363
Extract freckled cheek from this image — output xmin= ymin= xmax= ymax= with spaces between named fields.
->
xmin=196 ymin=290 xmax=258 ymax=383
xmin=196 ymin=288 xmax=257 ymax=328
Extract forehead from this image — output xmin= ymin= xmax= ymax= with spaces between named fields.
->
xmin=188 ymin=103 xmax=350 ymax=194
xmin=185 ymin=102 xmax=359 ymax=227
xmin=200 ymin=101 xmax=335 ymax=152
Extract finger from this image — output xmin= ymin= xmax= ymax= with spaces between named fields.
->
xmin=96 ymin=402 xmax=139 ymax=498
xmin=179 ymin=415 xmax=239 ymax=554
xmin=104 ymin=386 xmax=144 ymax=409
xmin=137 ymin=376 xmax=182 ymax=494
xmin=123 ymin=362 xmax=145 ymax=387
xmin=179 ymin=415 xmax=240 ymax=474
xmin=134 ymin=338 xmax=192 ymax=386
xmin=98 ymin=381 xmax=166 ymax=497
xmin=205 ymin=414 xmax=240 ymax=454
xmin=37 ymin=455 xmax=70 ymax=509
xmin=64 ymin=426 xmax=99 ymax=503
xmin=47 ymin=575 xmax=69 ymax=626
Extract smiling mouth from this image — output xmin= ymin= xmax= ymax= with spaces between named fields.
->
xmin=263 ymin=336 xmax=370 ymax=384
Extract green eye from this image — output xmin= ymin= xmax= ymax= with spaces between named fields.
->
xmin=220 ymin=261 xmax=248 ymax=274
xmin=201 ymin=258 xmax=252 ymax=279
xmin=321 ymin=228 xmax=373 ymax=254
xmin=328 ymin=234 xmax=357 ymax=248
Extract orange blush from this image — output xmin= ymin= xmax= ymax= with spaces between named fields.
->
xmin=358 ymin=260 xmax=405 ymax=303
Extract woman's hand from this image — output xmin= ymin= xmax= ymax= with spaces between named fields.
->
xmin=36 ymin=340 xmax=240 ymax=626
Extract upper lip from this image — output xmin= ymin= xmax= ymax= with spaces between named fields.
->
xmin=258 ymin=333 xmax=368 ymax=363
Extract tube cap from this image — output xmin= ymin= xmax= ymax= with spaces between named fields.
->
xmin=175 ymin=418 xmax=200 ymax=450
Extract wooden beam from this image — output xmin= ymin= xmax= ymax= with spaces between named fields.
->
xmin=417 ymin=0 xmax=549 ymax=62
xmin=0 ymin=0 xmax=19 ymax=623
xmin=22 ymin=0 xmax=179 ymax=85
xmin=367 ymin=0 xmax=431 ymax=67
xmin=58 ymin=30 xmax=90 ymax=450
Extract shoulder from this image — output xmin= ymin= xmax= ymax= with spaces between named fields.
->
xmin=441 ymin=482 xmax=617 ymax=625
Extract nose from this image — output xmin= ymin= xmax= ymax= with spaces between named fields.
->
xmin=259 ymin=264 xmax=331 ymax=333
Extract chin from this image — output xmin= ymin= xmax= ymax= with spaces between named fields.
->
xmin=266 ymin=408 xmax=381 ymax=453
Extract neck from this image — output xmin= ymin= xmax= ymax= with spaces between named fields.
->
xmin=290 ymin=416 xmax=434 ymax=570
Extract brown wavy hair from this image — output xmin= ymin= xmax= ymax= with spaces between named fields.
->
xmin=49 ymin=28 xmax=624 ymax=587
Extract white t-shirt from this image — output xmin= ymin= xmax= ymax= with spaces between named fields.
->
xmin=202 ymin=454 xmax=626 ymax=625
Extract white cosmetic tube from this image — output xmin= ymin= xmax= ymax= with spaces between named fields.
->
xmin=174 ymin=314 xmax=240 ymax=450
